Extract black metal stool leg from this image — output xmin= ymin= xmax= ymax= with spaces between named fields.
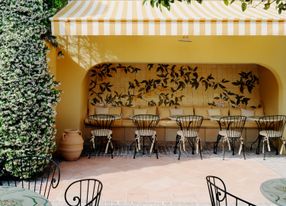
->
xmin=142 ymin=136 xmax=145 ymax=155
xmin=272 ymin=138 xmax=279 ymax=155
xmin=174 ymin=135 xmax=179 ymax=154
xmin=133 ymin=138 xmax=138 ymax=159
xmin=148 ymin=135 xmax=158 ymax=159
xmin=155 ymin=140 xmax=159 ymax=159
xmin=250 ymin=135 xmax=259 ymax=151
xmin=199 ymin=139 xmax=203 ymax=160
xmin=133 ymin=148 xmax=137 ymax=159
xmin=231 ymin=138 xmax=235 ymax=156
xmin=97 ymin=138 xmax=103 ymax=156
xmin=191 ymin=139 xmax=195 ymax=155
xmin=256 ymin=135 xmax=262 ymax=154
xmin=109 ymin=135 xmax=114 ymax=159
xmin=222 ymin=140 xmax=226 ymax=160
xmin=178 ymin=141 xmax=182 ymax=160
xmin=88 ymin=141 xmax=93 ymax=159
xmin=242 ymin=143 xmax=246 ymax=160
xmin=187 ymin=137 xmax=195 ymax=155
xmin=214 ymin=135 xmax=222 ymax=154
xmin=110 ymin=140 xmax=114 ymax=159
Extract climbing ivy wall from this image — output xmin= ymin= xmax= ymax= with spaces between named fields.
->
xmin=88 ymin=63 xmax=261 ymax=108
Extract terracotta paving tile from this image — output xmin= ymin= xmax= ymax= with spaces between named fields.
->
xmin=49 ymin=153 xmax=285 ymax=205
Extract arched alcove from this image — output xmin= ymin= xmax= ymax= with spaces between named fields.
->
xmin=84 ymin=62 xmax=278 ymax=143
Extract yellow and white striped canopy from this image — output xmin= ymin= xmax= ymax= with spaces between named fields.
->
xmin=51 ymin=0 xmax=286 ymax=36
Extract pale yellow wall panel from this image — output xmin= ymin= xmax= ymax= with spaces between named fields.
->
xmin=245 ymin=128 xmax=259 ymax=146
xmin=53 ymin=36 xmax=286 ymax=144
xmin=55 ymin=50 xmax=88 ymax=143
xmin=124 ymin=128 xmax=136 ymax=142
xmin=112 ymin=128 xmax=125 ymax=143
xmin=205 ymin=128 xmax=220 ymax=142
xmin=156 ymin=128 xmax=165 ymax=142
xmin=259 ymin=66 xmax=279 ymax=114
xmin=165 ymin=129 xmax=177 ymax=142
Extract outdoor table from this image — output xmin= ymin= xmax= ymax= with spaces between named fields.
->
xmin=89 ymin=114 xmax=121 ymax=120
xmin=0 ymin=186 xmax=52 ymax=206
xmin=260 ymin=178 xmax=286 ymax=206
xmin=209 ymin=115 xmax=222 ymax=121
xmin=210 ymin=115 xmax=262 ymax=122
xmin=246 ymin=116 xmax=261 ymax=122
xmin=168 ymin=115 xmax=187 ymax=121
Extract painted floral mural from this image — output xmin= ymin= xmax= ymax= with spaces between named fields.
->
xmin=89 ymin=63 xmax=261 ymax=108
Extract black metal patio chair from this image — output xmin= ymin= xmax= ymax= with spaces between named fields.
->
xmin=89 ymin=114 xmax=116 ymax=158
xmin=0 ymin=155 xmax=60 ymax=199
xmin=206 ymin=176 xmax=256 ymax=206
xmin=132 ymin=114 xmax=160 ymax=159
xmin=64 ymin=178 xmax=103 ymax=206
xmin=213 ymin=116 xmax=247 ymax=160
xmin=174 ymin=115 xmax=203 ymax=160
xmin=256 ymin=115 xmax=286 ymax=159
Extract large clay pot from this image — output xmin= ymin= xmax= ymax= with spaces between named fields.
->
xmin=59 ymin=129 xmax=84 ymax=161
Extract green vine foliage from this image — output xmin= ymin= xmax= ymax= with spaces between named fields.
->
xmin=144 ymin=0 xmax=286 ymax=14
xmin=89 ymin=63 xmax=260 ymax=108
xmin=44 ymin=0 xmax=68 ymax=47
xmin=0 ymin=0 xmax=60 ymax=177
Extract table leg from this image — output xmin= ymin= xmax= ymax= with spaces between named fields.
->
xmin=250 ymin=135 xmax=259 ymax=151
xmin=256 ymin=135 xmax=262 ymax=154
xmin=142 ymin=136 xmax=145 ymax=155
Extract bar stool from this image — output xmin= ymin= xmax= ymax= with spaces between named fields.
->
xmin=132 ymin=114 xmax=160 ymax=159
xmin=215 ymin=116 xmax=247 ymax=160
xmin=89 ymin=114 xmax=115 ymax=158
xmin=256 ymin=115 xmax=286 ymax=159
xmin=174 ymin=115 xmax=203 ymax=160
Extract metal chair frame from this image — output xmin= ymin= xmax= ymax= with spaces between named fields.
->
xmin=206 ymin=176 xmax=256 ymax=206
xmin=174 ymin=115 xmax=203 ymax=160
xmin=254 ymin=115 xmax=286 ymax=159
xmin=132 ymin=114 xmax=160 ymax=159
xmin=64 ymin=178 xmax=103 ymax=206
xmin=213 ymin=116 xmax=247 ymax=160
xmin=89 ymin=114 xmax=116 ymax=158
xmin=0 ymin=155 xmax=60 ymax=199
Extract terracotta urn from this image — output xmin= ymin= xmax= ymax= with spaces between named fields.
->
xmin=59 ymin=129 xmax=84 ymax=161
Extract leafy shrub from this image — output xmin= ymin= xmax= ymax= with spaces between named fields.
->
xmin=0 ymin=0 xmax=60 ymax=177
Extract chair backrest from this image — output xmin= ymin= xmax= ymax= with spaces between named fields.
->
xmin=89 ymin=114 xmax=115 ymax=130
xmin=206 ymin=176 xmax=256 ymax=206
xmin=257 ymin=115 xmax=286 ymax=137
xmin=132 ymin=114 xmax=160 ymax=132
xmin=0 ymin=155 xmax=60 ymax=199
xmin=176 ymin=115 xmax=203 ymax=137
xmin=219 ymin=116 xmax=247 ymax=138
xmin=64 ymin=178 xmax=103 ymax=206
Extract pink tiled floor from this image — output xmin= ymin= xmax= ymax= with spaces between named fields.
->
xmin=49 ymin=154 xmax=284 ymax=205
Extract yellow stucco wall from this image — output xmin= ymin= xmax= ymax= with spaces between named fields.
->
xmin=259 ymin=66 xmax=279 ymax=114
xmin=52 ymin=36 xmax=286 ymax=143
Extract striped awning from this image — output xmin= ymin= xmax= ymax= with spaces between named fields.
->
xmin=51 ymin=0 xmax=286 ymax=36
